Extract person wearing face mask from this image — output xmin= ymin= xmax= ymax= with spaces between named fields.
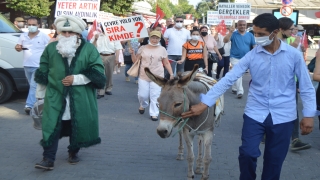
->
xmin=180 ymin=13 xmax=317 ymax=180
xmin=14 ymin=17 xmax=50 ymax=115
xmin=164 ymin=16 xmax=191 ymax=76
xmin=278 ymin=17 xmax=311 ymax=152
xmin=14 ymin=17 xmax=25 ymax=30
xmin=130 ymin=31 xmax=174 ymax=121
xmin=177 ymin=29 xmax=208 ymax=73
xmin=34 ymin=15 xmax=106 ymax=170
xmin=140 ymin=23 xmax=166 ymax=48
xmin=198 ymin=26 xmax=222 ymax=77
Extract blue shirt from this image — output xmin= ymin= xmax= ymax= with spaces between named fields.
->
xmin=230 ymin=31 xmax=255 ymax=59
xmin=81 ymin=29 xmax=88 ymax=42
xmin=201 ymin=40 xmax=316 ymax=124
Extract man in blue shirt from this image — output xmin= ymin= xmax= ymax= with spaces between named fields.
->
xmin=182 ymin=13 xmax=315 ymax=180
xmin=224 ymin=20 xmax=255 ymax=98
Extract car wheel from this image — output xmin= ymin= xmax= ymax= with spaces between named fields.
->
xmin=0 ymin=72 xmax=13 ymax=104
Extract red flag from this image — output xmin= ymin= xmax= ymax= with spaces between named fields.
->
xmin=87 ymin=20 xmax=97 ymax=41
xmin=152 ymin=5 xmax=165 ymax=28
xmin=216 ymin=20 xmax=227 ymax=36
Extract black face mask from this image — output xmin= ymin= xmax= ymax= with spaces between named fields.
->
xmin=201 ymin=32 xmax=208 ymax=36
xmin=282 ymin=33 xmax=288 ymax=39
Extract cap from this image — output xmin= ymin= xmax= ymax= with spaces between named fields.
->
xmin=297 ymin=25 xmax=304 ymax=31
xmin=15 ymin=17 xmax=25 ymax=22
xmin=149 ymin=31 xmax=161 ymax=38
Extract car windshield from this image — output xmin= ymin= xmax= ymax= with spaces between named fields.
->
xmin=0 ymin=14 xmax=21 ymax=33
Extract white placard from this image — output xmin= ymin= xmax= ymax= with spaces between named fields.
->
xmin=101 ymin=15 xmax=148 ymax=42
xmin=55 ymin=0 xmax=100 ymax=19
xmin=217 ymin=3 xmax=251 ymax=20
xmin=207 ymin=11 xmax=232 ymax=26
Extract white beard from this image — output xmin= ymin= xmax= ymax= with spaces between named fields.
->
xmin=56 ymin=35 xmax=81 ymax=58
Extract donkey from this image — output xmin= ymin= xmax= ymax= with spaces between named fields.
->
xmin=145 ymin=65 xmax=222 ymax=180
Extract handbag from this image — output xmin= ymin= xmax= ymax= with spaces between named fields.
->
xmin=30 ymin=99 xmax=44 ymax=130
xmin=308 ymin=57 xmax=316 ymax=73
xmin=201 ymin=36 xmax=218 ymax=63
xmin=218 ymin=44 xmax=225 ymax=55
xmin=127 ymin=57 xmax=141 ymax=77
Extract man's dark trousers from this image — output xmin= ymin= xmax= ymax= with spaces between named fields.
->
xmin=239 ymin=113 xmax=294 ymax=180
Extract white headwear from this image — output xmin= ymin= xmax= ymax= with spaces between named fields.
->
xmin=54 ymin=15 xmax=86 ymax=34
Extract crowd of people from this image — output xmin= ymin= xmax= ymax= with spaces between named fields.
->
xmin=12 ymin=13 xmax=320 ymax=180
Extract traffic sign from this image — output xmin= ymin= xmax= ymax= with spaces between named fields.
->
xmin=282 ymin=0 xmax=293 ymax=6
xmin=280 ymin=6 xmax=293 ymax=17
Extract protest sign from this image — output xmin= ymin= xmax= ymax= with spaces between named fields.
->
xmin=55 ymin=0 xmax=100 ymax=19
xmin=101 ymin=15 xmax=148 ymax=42
xmin=98 ymin=11 xmax=122 ymax=22
xmin=207 ymin=11 xmax=232 ymax=26
xmin=217 ymin=3 xmax=251 ymax=20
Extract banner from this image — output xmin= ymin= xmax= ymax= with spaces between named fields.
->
xmin=101 ymin=15 xmax=148 ymax=42
xmin=98 ymin=11 xmax=122 ymax=22
xmin=207 ymin=11 xmax=232 ymax=26
xmin=55 ymin=0 xmax=100 ymax=19
xmin=217 ymin=3 xmax=251 ymax=20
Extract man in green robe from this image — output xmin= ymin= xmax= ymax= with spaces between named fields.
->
xmin=34 ymin=15 xmax=106 ymax=170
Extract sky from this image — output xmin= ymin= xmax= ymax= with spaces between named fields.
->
xmin=189 ymin=0 xmax=202 ymax=7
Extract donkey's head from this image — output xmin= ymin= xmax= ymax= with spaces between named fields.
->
xmin=145 ymin=65 xmax=199 ymax=138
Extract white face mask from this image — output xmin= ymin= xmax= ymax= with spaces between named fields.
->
xmin=28 ymin=26 xmax=38 ymax=33
xmin=175 ymin=23 xmax=183 ymax=28
xmin=17 ymin=22 xmax=24 ymax=28
xmin=50 ymin=30 xmax=56 ymax=34
xmin=148 ymin=42 xmax=160 ymax=46
xmin=255 ymin=32 xmax=274 ymax=47
xmin=191 ymin=35 xmax=199 ymax=41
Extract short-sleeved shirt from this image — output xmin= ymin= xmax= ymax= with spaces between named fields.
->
xmin=164 ymin=27 xmax=191 ymax=55
xmin=90 ymin=34 xmax=122 ymax=54
xmin=198 ymin=35 xmax=217 ymax=53
xmin=183 ymin=41 xmax=205 ymax=60
xmin=122 ymin=38 xmax=140 ymax=56
xmin=17 ymin=31 xmax=50 ymax=67
xmin=138 ymin=45 xmax=168 ymax=81
xmin=230 ymin=31 xmax=255 ymax=59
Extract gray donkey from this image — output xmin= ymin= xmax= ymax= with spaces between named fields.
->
xmin=145 ymin=65 xmax=224 ymax=180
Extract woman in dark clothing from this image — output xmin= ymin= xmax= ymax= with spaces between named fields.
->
xmin=140 ymin=23 xmax=166 ymax=48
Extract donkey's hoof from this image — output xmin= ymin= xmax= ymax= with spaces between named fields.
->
xmin=195 ymin=167 xmax=203 ymax=174
xmin=176 ymin=154 xmax=184 ymax=160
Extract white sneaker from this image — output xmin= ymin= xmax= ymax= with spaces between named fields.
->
xmin=117 ymin=69 xmax=120 ymax=73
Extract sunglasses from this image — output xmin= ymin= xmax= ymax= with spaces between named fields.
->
xmin=176 ymin=21 xmax=183 ymax=23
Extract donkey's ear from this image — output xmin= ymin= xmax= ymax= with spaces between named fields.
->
xmin=178 ymin=64 xmax=199 ymax=87
xmin=144 ymin=67 xmax=167 ymax=87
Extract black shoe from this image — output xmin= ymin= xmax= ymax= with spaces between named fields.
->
xmin=35 ymin=158 xmax=54 ymax=170
xmin=105 ymin=91 xmax=112 ymax=95
xmin=139 ymin=108 xmax=145 ymax=114
xmin=151 ymin=116 xmax=158 ymax=121
xmin=97 ymin=95 xmax=104 ymax=99
xmin=232 ymin=90 xmax=237 ymax=94
xmin=291 ymin=139 xmax=311 ymax=151
xmin=68 ymin=153 xmax=80 ymax=165
xmin=24 ymin=107 xmax=31 ymax=115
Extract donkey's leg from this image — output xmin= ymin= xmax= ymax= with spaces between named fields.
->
xmin=183 ymin=128 xmax=195 ymax=180
xmin=201 ymin=130 xmax=213 ymax=180
xmin=195 ymin=135 xmax=204 ymax=174
xmin=176 ymin=131 xmax=184 ymax=160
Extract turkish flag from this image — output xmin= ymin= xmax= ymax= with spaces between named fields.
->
xmin=216 ymin=20 xmax=227 ymax=36
xmin=152 ymin=5 xmax=165 ymax=28
xmin=87 ymin=20 xmax=97 ymax=41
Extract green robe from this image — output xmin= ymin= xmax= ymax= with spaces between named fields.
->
xmin=35 ymin=39 xmax=106 ymax=150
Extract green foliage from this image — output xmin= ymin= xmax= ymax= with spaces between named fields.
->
xmin=5 ymin=0 xmax=54 ymax=17
xmin=148 ymin=0 xmax=174 ymax=19
xmin=100 ymin=0 xmax=135 ymax=16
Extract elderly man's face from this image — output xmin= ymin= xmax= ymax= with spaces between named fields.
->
xmin=237 ymin=20 xmax=247 ymax=33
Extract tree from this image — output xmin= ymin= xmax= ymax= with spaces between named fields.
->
xmin=148 ymin=0 xmax=174 ymax=19
xmin=100 ymin=0 xmax=135 ymax=16
xmin=5 ymin=0 xmax=54 ymax=17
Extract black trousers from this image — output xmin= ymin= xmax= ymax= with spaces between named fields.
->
xmin=43 ymin=120 xmax=80 ymax=162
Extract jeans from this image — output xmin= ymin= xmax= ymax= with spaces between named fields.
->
xmin=168 ymin=55 xmax=184 ymax=76
xmin=24 ymin=66 xmax=38 ymax=108
xmin=43 ymin=120 xmax=80 ymax=162
xmin=239 ymin=113 xmax=294 ymax=180
xmin=216 ymin=56 xmax=230 ymax=79
xmin=124 ymin=63 xmax=138 ymax=80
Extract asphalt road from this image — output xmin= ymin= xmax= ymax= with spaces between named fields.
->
xmin=0 ymin=65 xmax=320 ymax=180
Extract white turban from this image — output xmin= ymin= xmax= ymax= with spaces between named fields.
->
xmin=54 ymin=15 xmax=86 ymax=34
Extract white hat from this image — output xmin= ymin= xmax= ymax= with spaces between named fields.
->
xmin=54 ymin=15 xmax=86 ymax=34
xmin=297 ymin=25 xmax=304 ymax=31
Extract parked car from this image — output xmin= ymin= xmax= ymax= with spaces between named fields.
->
xmin=0 ymin=14 xmax=28 ymax=103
